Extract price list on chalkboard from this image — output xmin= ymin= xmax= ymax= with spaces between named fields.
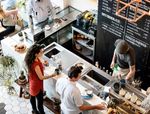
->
xmin=97 ymin=0 xmax=150 ymax=69
xmin=125 ymin=17 xmax=150 ymax=47
xmin=99 ymin=0 xmax=126 ymax=38
xmin=124 ymin=1 xmax=150 ymax=48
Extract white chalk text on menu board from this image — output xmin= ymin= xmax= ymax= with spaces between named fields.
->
xmin=99 ymin=0 xmax=150 ymax=48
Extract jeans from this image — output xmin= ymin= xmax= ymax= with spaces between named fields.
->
xmin=0 ymin=24 xmax=15 ymax=41
xmin=0 ymin=21 xmax=15 ymax=40
xmin=30 ymin=90 xmax=45 ymax=114
xmin=35 ymin=18 xmax=48 ymax=29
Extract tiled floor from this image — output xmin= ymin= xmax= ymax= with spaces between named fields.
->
xmin=0 ymin=86 xmax=54 ymax=114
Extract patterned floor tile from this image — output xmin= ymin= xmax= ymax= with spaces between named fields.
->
xmin=0 ymin=86 xmax=54 ymax=114
xmin=4 ymin=104 xmax=12 ymax=111
xmin=19 ymin=107 xmax=29 ymax=114
xmin=12 ymin=105 xmax=20 ymax=113
xmin=11 ymin=100 xmax=19 ymax=106
xmin=6 ymin=110 xmax=14 ymax=114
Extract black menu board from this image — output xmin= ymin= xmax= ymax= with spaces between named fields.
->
xmin=96 ymin=0 xmax=150 ymax=71
xmin=100 ymin=0 xmax=126 ymax=38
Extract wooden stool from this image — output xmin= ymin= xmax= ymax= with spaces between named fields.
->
xmin=15 ymin=79 xmax=60 ymax=114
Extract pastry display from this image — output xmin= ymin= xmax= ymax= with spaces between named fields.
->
xmin=130 ymin=94 xmax=138 ymax=103
xmin=14 ymin=44 xmax=26 ymax=53
xmin=125 ymin=92 xmax=131 ymax=100
xmin=136 ymin=100 xmax=142 ymax=106
xmin=107 ymin=107 xmax=121 ymax=114
xmin=119 ymin=88 xmax=126 ymax=96
xmin=110 ymin=81 xmax=147 ymax=113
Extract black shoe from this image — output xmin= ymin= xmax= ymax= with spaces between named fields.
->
xmin=32 ymin=110 xmax=40 ymax=114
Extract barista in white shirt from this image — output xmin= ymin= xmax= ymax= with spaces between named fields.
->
xmin=56 ymin=65 xmax=106 ymax=114
xmin=27 ymin=0 xmax=54 ymax=28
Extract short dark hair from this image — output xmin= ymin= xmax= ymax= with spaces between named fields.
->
xmin=68 ymin=66 xmax=83 ymax=78
xmin=115 ymin=39 xmax=129 ymax=54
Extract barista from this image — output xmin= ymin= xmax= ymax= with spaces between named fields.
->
xmin=56 ymin=65 xmax=106 ymax=114
xmin=27 ymin=0 xmax=54 ymax=28
xmin=110 ymin=39 xmax=136 ymax=82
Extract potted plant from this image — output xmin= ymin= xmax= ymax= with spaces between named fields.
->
xmin=16 ymin=0 xmax=28 ymax=27
xmin=0 ymin=55 xmax=18 ymax=94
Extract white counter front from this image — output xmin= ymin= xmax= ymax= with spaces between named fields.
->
xmin=1 ymin=39 xmax=108 ymax=114
xmin=44 ymin=66 xmax=107 ymax=114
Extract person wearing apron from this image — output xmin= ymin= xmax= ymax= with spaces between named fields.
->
xmin=110 ymin=39 xmax=136 ymax=83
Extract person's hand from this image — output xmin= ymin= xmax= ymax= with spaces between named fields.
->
xmin=117 ymin=72 xmax=122 ymax=79
xmin=125 ymin=76 xmax=129 ymax=81
xmin=96 ymin=103 xmax=107 ymax=110
xmin=43 ymin=60 xmax=49 ymax=67
xmin=49 ymin=73 xmax=57 ymax=78
xmin=110 ymin=62 xmax=115 ymax=69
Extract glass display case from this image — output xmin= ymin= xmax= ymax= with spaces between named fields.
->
xmin=39 ymin=6 xmax=81 ymax=45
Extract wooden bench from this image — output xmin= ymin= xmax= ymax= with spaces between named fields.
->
xmin=15 ymin=79 xmax=60 ymax=114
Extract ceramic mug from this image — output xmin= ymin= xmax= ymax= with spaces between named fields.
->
xmin=113 ymin=82 xmax=121 ymax=94
xmin=120 ymin=79 xmax=126 ymax=88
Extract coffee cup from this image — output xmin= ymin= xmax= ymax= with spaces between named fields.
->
xmin=120 ymin=79 xmax=126 ymax=88
xmin=113 ymin=82 xmax=121 ymax=94
xmin=86 ymin=89 xmax=93 ymax=97
xmin=55 ymin=68 xmax=60 ymax=75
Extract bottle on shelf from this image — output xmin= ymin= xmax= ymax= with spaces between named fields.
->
xmin=29 ymin=15 xmax=34 ymax=33
xmin=95 ymin=61 xmax=99 ymax=68
xmin=102 ymin=67 xmax=106 ymax=72
xmin=106 ymin=70 xmax=109 ymax=74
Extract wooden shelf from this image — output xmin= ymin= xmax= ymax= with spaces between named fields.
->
xmin=72 ymin=25 xmax=95 ymax=62
xmin=76 ymin=39 xmax=94 ymax=51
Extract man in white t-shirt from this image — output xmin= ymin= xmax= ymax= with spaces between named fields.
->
xmin=56 ymin=66 xmax=106 ymax=114
xmin=27 ymin=0 xmax=54 ymax=28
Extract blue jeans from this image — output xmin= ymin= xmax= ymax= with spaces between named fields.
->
xmin=35 ymin=18 xmax=48 ymax=29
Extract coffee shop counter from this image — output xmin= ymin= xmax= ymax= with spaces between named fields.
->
xmin=1 ymin=39 xmax=108 ymax=113
xmin=41 ymin=42 xmax=110 ymax=114
xmin=44 ymin=66 xmax=107 ymax=114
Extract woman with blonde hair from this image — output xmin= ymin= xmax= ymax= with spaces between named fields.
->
xmin=0 ymin=6 xmax=18 ymax=40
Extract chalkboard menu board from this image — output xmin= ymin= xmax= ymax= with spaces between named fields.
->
xmin=96 ymin=0 xmax=150 ymax=73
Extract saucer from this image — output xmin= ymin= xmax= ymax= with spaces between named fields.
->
xmin=45 ymin=25 xmax=51 ymax=30
xmin=14 ymin=44 xmax=27 ymax=53
xmin=53 ymin=23 xmax=60 ymax=29
xmin=82 ymin=94 xmax=93 ymax=100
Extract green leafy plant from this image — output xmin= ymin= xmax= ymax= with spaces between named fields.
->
xmin=0 ymin=56 xmax=18 ymax=94
xmin=16 ymin=0 xmax=26 ymax=9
